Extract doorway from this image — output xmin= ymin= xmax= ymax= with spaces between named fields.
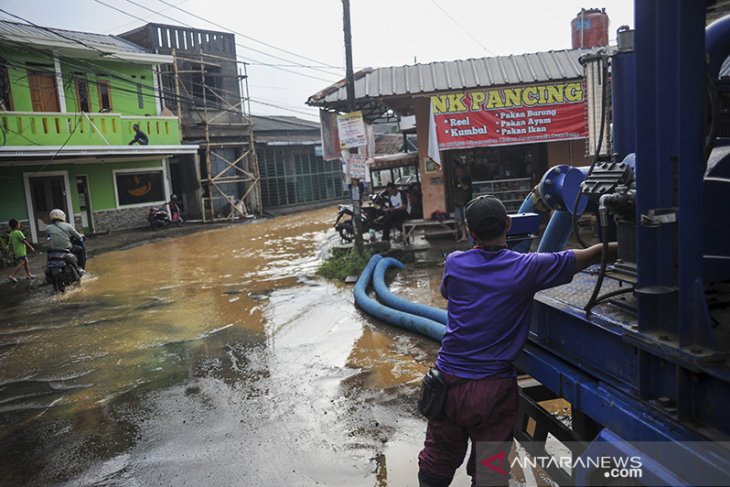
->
xmin=28 ymin=72 xmax=60 ymax=112
xmin=23 ymin=171 xmax=74 ymax=243
xmin=76 ymin=175 xmax=93 ymax=233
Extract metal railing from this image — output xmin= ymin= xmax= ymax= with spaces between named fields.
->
xmin=0 ymin=111 xmax=182 ymax=146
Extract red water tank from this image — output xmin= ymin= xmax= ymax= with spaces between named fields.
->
xmin=571 ymin=8 xmax=610 ymax=49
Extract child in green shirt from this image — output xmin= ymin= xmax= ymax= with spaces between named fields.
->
xmin=8 ymin=219 xmax=35 ymax=282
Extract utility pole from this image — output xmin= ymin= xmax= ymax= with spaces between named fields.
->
xmin=343 ymin=0 xmax=355 ymax=111
xmin=342 ymin=0 xmax=363 ymax=251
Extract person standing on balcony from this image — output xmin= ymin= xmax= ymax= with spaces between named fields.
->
xmin=129 ymin=124 xmax=149 ymax=145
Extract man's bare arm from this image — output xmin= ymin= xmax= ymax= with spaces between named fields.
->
xmin=573 ymin=242 xmax=618 ymax=272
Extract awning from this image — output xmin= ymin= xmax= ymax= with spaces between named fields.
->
xmin=306 ymin=49 xmax=589 ymax=121
xmin=370 ymin=151 xmax=418 ymax=169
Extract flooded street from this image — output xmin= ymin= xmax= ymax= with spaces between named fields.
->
xmin=0 ymin=206 xmax=457 ymax=486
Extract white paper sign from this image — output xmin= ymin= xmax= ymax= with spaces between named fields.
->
xmin=337 ymin=111 xmax=367 ymax=148
xmin=347 ymin=153 xmax=368 ymax=179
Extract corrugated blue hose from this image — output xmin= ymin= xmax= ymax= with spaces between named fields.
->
xmin=373 ymin=257 xmax=448 ymax=325
xmin=354 ymin=254 xmax=445 ymax=342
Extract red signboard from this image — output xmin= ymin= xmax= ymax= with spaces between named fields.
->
xmin=431 ymin=81 xmax=587 ymax=149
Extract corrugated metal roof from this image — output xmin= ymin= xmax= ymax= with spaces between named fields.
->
xmin=0 ymin=20 xmax=170 ymax=64
xmin=250 ymin=115 xmax=320 ymax=133
xmin=308 ymin=48 xmax=589 ymax=107
xmin=254 ymin=135 xmax=321 ymax=146
xmin=250 ymin=115 xmax=321 ymax=145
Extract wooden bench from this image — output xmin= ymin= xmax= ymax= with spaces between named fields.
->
xmin=401 ymin=218 xmax=459 ymax=245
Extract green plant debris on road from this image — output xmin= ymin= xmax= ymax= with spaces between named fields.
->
xmin=318 ymin=247 xmax=373 ymax=281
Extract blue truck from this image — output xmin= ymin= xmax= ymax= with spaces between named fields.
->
xmin=509 ymin=2 xmax=730 ymax=485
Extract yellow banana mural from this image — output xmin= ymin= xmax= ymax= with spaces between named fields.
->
xmin=127 ymin=182 xmax=152 ymax=197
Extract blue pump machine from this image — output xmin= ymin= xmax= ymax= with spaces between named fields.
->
xmin=508 ymin=2 xmax=730 ymax=485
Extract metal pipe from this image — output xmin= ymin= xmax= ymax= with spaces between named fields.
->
xmin=612 ymin=27 xmax=636 ymax=161
xmin=372 ymin=257 xmax=447 ymax=325
xmin=354 ymin=254 xmax=445 ymax=342
xmin=537 ymin=211 xmax=574 ymax=252
xmin=513 ymin=165 xmax=589 ymax=253
xmin=517 ymin=190 xmax=540 ymax=214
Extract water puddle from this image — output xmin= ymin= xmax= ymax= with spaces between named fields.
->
xmin=0 ymin=206 xmax=455 ymax=486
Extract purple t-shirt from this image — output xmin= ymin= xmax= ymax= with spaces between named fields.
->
xmin=436 ymin=248 xmax=576 ymax=379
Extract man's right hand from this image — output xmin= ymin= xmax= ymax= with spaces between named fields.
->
xmin=573 ymin=242 xmax=618 ymax=272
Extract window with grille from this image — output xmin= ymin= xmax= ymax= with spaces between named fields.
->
xmin=97 ymin=79 xmax=112 ymax=111
xmin=259 ymin=146 xmax=343 ymax=208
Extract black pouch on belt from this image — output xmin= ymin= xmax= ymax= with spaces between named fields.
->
xmin=418 ymin=367 xmax=466 ymax=421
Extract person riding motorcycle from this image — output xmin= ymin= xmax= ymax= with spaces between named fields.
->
xmin=46 ymin=209 xmax=86 ymax=271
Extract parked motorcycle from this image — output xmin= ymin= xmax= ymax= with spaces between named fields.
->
xmin=334 ymin=190 xmax=388 ymax=242
xmin=45 ymin=237 xmax=85 ymax=293
xmin=148 ymin=202 xmax=184 ymax=230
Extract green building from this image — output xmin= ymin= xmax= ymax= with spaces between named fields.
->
xmin=0 ymin=20 xmax=198 ymax=243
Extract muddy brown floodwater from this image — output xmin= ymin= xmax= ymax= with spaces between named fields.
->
xmin=0 ymin=206 xmax=470 ymax=487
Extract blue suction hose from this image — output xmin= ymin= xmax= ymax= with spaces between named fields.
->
xmin=372 ymin=257 xmax=448 ymax=325
xmin=354 ymin=254 xmax=445 ymax=342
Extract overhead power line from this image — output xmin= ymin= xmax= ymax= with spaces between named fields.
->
xmin=249 ymin=95 xmax=317 ymax=114
xmin=430 ymin=0 xmax=497 ymax=57
xmin=155 ymin=0 xmax=341 ymax=71
xmin=243 ymin=63 xmax=347 ymax=69
xmin=95 ymin=0 xmax=339 ymax=83
xmin=249 ymin=98 xmax=319 ymax=119
xmin=115 ymin=0 xmax=341 ymax=80
xmin=0 ymin=7 xmax=142 ymax=67
xmin=91 ymin=0 xmax=340 ymax=84
xmin=0 ymin=10 xmax=323 ymax=122
xmin=101 ymin=0 xmax=189 ymax=33
xmin=0 ymin=41 xmax=318 ymax=124
xmin=0 ymin=47 xmax=318 ymax=126
xmin=96 ymin=0 xmax=152 ymax=26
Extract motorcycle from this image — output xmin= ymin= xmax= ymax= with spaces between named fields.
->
xmin=45 ymin=237 xmax=85 ymax=293
xmin=334 ymin=190 xmax=388 ymax=242
xmin=148 ymin=203 xmax=184 ymax=230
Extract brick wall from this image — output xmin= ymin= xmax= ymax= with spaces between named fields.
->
xmin=93 ymin=205 xmax=158 ymax=232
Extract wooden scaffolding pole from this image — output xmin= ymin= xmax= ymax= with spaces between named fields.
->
xmin=173 ymin=47 xmax=260 ymax=223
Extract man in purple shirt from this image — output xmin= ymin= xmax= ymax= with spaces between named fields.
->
xmin=418 ymin=195 xmax=617 ymax=487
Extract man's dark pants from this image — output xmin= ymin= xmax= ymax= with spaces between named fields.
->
xmin=418 ymin=374 xmax=517 ymax=487
xmin=381 ymin=209 xmax=409 ymax=240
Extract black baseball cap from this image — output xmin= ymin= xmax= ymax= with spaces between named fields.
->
xmin=465 ymin=195 xmax=508 ymax=239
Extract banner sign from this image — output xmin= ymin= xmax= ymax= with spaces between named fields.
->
xmin=319 ymin=109 xmax=342 ymax=161
xmin=431 ymin=81 xmax=587 ymax=149
xmin=337 ymin=111 xmax=367 ymax=148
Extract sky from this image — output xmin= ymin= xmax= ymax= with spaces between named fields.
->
xmin=0 ymin=0 xmax=634 ymax=122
